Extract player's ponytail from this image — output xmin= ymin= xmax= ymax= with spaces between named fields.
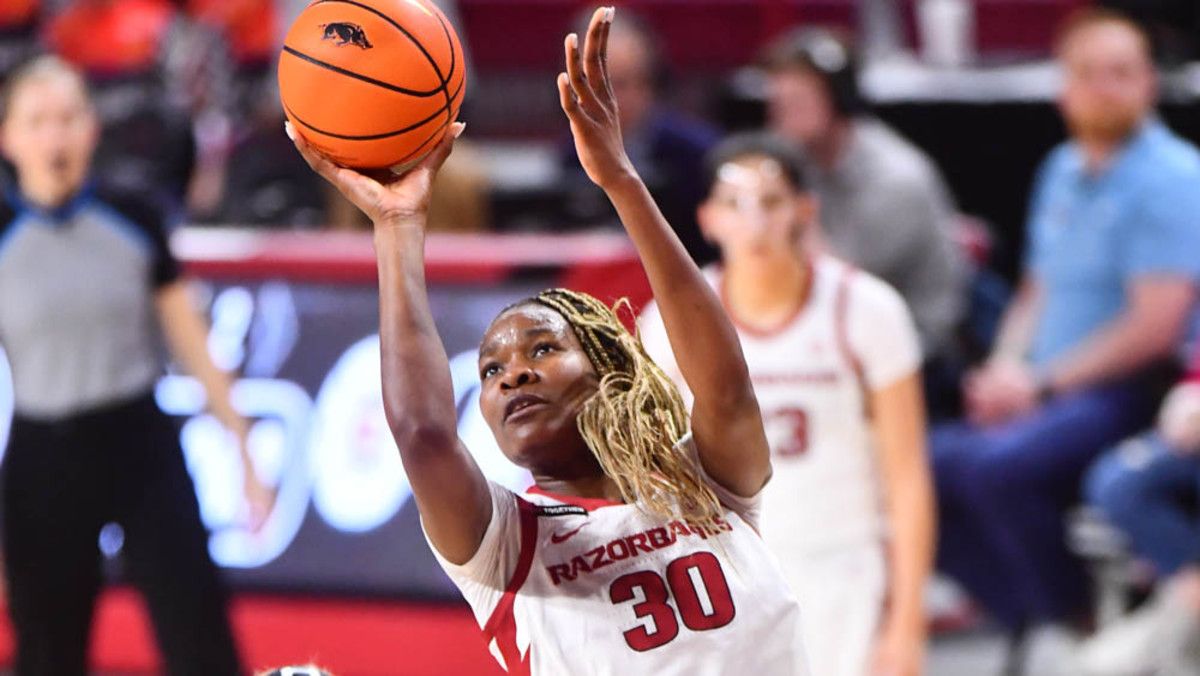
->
xmin=530 ymin=289 xmax=723 ymax=524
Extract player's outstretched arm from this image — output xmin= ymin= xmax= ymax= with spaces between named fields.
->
xmin=289 ymin=123 xmax=492 ymax=565
xmin=558 ymin=7 xmax=770 ymax=497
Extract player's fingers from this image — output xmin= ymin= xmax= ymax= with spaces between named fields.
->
xmin=286 ymin=122 xmax=383 ymax=205
xmin=597 ymin=9 xmax=616 ymax=104
xmin=557 ymin=71 xmax=590 ymax=125
xmin=418 ymin=121 xmax=465 ymax=174
xmin=286 ymin=122 xmax=341 ymax=182
xmin=582 ymin=8 xmax=608 ymax=99
xmin=564 ymin=33 xmax=602 ymax=116
xmin=333 ymin=166 xmax=385 ymax=200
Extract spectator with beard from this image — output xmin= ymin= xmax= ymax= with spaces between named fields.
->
xmin=931 ymin=8 xmax=1200 ymax=661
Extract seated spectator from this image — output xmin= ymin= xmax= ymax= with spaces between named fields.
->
xmin=1078 ymin=343 xmax=1200 ymax=674
xmin=759 ymin=27 xmax=966 ymax=367
xmin=931 ymin=8 xmax=1200 ymax=655
xmin=558 ymin=9 xmax=719 ymax=264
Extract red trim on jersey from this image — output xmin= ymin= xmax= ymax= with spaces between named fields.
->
xmin=718 ymin=257 xmax=815 ymax=339
xmin=834 ymin=267 xmax=872 ymax=417
xmin=525 ymin=485 xmax=623 ymax=510
xmin=481 ymin=497 xmax=539 ymax=675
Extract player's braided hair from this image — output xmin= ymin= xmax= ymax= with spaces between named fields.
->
xmin=526 ymin=288 xmax=722 ymax=524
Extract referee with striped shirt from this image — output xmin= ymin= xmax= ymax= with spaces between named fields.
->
xmin=0 ymin=56 xmax=271 ymax=676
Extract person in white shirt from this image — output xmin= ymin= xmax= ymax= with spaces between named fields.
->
xmin=288 ymin=10 xmax=809 ymax=675
xmin=640 ymin=133 xmax=935 ymax=676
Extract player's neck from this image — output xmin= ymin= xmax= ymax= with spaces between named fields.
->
xmin=722 ymin=250 xmax=810 ymax=331
xmin=532 ymin=473 xmax=625 ymax=504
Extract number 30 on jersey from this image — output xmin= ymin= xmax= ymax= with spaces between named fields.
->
xmin=609 ymin=552 xmax=736 ymax=651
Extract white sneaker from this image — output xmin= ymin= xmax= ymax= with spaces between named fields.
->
xmin=1070 ymin=588 xmax=1200 ymax=676
xmin=1018 ymin=624 xmax=1081 ymax=676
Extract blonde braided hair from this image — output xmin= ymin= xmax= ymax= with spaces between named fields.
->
xmin=526 ymin=288 xmax=722 ymax=524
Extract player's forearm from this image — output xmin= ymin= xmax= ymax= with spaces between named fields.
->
xmin=883 ymin=474 xmax=935 ymax=642
xmin=603 ymin=176 xmax=756 ymax=409
xmin=874 ymin=375 xmax=934 ymax=642
xmin=374 ymin=224 xmax=460 ymax=446
xmin=374 ymin=223 xmax=493 ymax=566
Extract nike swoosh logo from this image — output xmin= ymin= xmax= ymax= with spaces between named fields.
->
xmin=550 ymin=523 xmax=586 ymax=544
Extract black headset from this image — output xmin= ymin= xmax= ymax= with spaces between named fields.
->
xmin=770 ymin=28 xmax=866 ymax=117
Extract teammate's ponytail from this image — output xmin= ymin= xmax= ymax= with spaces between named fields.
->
xmin=529 ymin=289 xmax=723 ymax=524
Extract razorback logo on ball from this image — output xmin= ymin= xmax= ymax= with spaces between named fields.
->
xmin=320 ymin=22 xmax=373 ymax=49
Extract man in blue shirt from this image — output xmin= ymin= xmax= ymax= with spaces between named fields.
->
xmin=933 ymin=8 xmax=1200 ymax=652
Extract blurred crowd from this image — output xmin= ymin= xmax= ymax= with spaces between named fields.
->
xmin=3 ymin=1 xmax=1200 ymax=675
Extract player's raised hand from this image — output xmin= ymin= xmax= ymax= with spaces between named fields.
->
xmin=287 ymin=121 xmax=465 ymax=228
xmin=558 ymin=6 xmax=636 ymax=191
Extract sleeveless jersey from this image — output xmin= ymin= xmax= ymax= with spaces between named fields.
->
xmin=639 ymin=256 xmax=921 ymax=555
xmin=430 ymin=435 xmax=810 ymax=675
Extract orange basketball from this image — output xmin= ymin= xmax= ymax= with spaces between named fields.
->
xmin=278 ymin=0 xmax=466 ymax=170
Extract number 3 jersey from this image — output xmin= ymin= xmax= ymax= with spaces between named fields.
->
xmin=429 ymin=435 xmax=810 ymax=676
xmin=639 ymin=256 xmax=922 ymax=555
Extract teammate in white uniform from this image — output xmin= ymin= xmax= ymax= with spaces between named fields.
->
xmin=640 ymin=134 xmax=936 ymax=676
xmin=289 ymin=9 xmax=808 ymax=675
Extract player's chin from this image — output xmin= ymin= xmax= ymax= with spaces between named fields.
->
xmin=497 ymin=418 xmax=575 ymax=468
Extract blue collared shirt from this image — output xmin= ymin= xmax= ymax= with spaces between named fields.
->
xmin=1026 ymin=119 xmax=1200 ymax=367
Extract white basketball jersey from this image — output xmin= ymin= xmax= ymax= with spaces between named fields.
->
xmin=431 ymin=435 xmax=810 ymax=676
xmin=639 ymin=256 xmax=921 ymax=556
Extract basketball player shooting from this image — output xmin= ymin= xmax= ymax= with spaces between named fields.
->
xmin=287 ymin=6 xmax=810 ymax=674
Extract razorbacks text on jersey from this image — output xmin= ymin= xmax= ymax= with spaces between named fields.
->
xmin=429 ymin=435 xmax=810 ymax=676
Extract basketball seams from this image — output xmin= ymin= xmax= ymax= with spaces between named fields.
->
xmin=313 ymin=0 xmax=458 ymax=129
xmin=286 ymin=74 xmax=464 ymax=141
xmin=431 ymin=6 xmax=464 ymax=129
xmin=281 ymin=0 xmax=464 ymax=167
xmin=313 ymin=0 xmax=454 ymax=85
xmin=281 ymin=46 xmax=443 ymax=98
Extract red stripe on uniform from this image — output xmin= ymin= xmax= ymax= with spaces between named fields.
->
xmin=524 ymin=485 xmax=621 ymax=510
xmin=834 ymin=267 xmax=872 ymax=418
xmin=482 ymin=497 xmax=538 ymax=674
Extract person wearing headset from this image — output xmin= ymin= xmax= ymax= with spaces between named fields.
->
xmin=759 ymin=29 xmax=967 ymax=413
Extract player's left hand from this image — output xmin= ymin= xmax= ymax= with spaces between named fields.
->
xmin=558 ymin=6 xmax=638 ymax=192
xmin=871 ymin=622 xmax=925 ymax=676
